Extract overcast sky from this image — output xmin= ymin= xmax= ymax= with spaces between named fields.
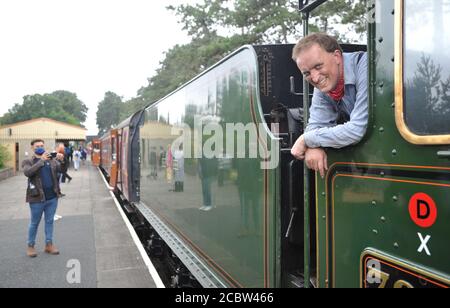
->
xmin=0 ymin=0 xmax=195 ymax=135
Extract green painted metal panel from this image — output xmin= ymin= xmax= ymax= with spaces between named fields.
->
xmin=332 ymin=172 xmax=449 ymax=287
xmin=316 ymin=0 xmax=450 ymax=288
xmin=139 ymin=47 xmax=280 ymax=288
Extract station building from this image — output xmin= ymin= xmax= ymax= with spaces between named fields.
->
xmin=0 ymin=118 xmax=87 ymax=173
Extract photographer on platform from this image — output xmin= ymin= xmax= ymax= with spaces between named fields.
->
xmin=22 ymin=139 xmax=64 ymax=258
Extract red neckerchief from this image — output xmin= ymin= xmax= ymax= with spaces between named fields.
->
xmin=328 ymin=73 xmax=345 ymax=102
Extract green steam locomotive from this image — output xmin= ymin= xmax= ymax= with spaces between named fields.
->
xmin=103 ymin=0 xmax=449 ymax=288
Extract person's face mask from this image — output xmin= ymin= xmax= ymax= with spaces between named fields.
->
xmin=34 ymin=146 xmax=46 ymax=156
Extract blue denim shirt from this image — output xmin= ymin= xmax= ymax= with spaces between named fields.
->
xmin=38 ymin=159 xmax=57 ymax=201
xmin=304 ymin=52 xmax=368 ymax=149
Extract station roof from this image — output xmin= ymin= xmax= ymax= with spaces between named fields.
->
xmin=0 ymin=118 xmax=87 ymax=141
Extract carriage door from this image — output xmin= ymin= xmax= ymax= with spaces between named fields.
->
xmin=110 ymin=131 xmax=119 ymax=188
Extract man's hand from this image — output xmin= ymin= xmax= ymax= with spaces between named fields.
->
xmin=56 ymin=153 xmax=64 ymax=161
xmin=291 ymin=135 xmax=307 ymax=160
xmin=41 ymin=152 xmax=51 ymax=161
xmin=305 ymin=148 xmax=328 ymax=179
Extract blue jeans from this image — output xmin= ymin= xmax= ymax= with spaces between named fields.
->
xmin=28 ymin=198 xmax=58 ymax=247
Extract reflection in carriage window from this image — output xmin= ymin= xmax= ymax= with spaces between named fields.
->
xmin=404 ymin=0 xmax=450 ymax=136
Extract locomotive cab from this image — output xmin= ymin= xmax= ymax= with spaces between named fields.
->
xmin=255 ymin=43 xmax=366 ymax=287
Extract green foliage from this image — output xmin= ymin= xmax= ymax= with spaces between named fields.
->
xmin=96 ymin=91 xmax=124 ymax=136
xmin=167 ymin=0 xmax=226 ymax=40
xmin=406 ymin=55 xmax=450 ymax=133
xmin=50 ymin=91 xmax=89 ymax=123
xmin=0 ymin=144 xmax=11 ymax=169
xmin=311 ymin=0 xmax=367 ymax=42
xmin=0 ymin=91 xmax=88 ymax=127
xmin=226 ymin=0 xmax=303 ymax=43
xmin=168 ymin=0 xmax=303 ymax=44
xmin=137 ymin=34 xmax=249 ymax=104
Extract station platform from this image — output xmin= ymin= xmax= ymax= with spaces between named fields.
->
xmin=0 ymin=161 xmax=162 ymax=288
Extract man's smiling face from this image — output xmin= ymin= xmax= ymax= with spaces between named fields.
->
xmin=296 ymin=43 xmax=343 ymax=94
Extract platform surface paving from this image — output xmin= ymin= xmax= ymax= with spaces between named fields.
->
xmin=0 ymin=161 xmax=157 ymax=288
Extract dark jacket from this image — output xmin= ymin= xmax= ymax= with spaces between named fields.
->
xmin=59 ymin=154 xmax=70 ymax=173
xmin=22 ymin=156 xmax=62 ymax=203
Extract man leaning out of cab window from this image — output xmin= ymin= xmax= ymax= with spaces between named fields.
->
xmin=291 ymin=33 xmax=368 ymax=178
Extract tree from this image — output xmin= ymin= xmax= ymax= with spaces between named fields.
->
xmin=0 ymin=144 xmax=11 ymax=169
xmin=169 ymin=0 xmax=303 ymax=44
xmin=50 ymin=91 xmax=89 ymax=123
xmin=227 ymin=0 xmax=303 ymax=44
xmin=117 ymin=0 xmax=367 ymax=123
xmin=167 ymin=0 xmax=226 ymax=40
xmin=96 ymin=92 xmax=123 ymax=136
xmin=0 ymin=91 xmax=86 ymax=126
xmin=311 ymin=0 xmax=367 ymax=42
xmin=406 ymin=54 xmax=450 ymax=134
xmin=441 ymin=76 xmax=450 ymax=114
xmin=138 ymin=35 xmax=247 ymax=99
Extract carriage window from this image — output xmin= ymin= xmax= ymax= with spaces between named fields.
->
xmin=112 ymin=137 xmax=117 ymax=161
xmin=400 ymin=0 xmax=450 ymax=140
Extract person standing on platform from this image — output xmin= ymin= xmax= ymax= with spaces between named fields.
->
xmin=73 ymin=148 xmax=81 ymax=171
xmin=81 ymin=148 xmax=87 ymax=166
xmin=58 ymin=144 xmax=72 ymax=184
xmin=22 ymin=139 xmax=64 ymax=257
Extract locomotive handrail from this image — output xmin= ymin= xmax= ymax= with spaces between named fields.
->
xmin=290 ymin=76 xmax=303 ymax=96
xmin=437 ymin=151 xmax=450 ymax=158
xmin=285 ymin=160 xmax=300 ymax=238
xmin=302 ymin=8 xmax=312 ymax=289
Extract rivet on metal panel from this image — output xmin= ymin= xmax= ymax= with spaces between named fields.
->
xmin=394 ymin=243 xmax=400 ymax=249
xmin=378 ymin=37 xmax=384 ymax=43
xmin=372 ymin=201 xmax=377 ymax=206
xmin=322 ymin=216 xmax=326 ymax=220
xmin=322 ymin=192 xmax=326 ymax=197
xmin=381 ymin=217 xmax=386 ymax=223
xmin=393 ymin=196 xmax=398 ymax=202
xmin=392 ymin=149 xmax=397 ymax=156
xmin=379 ymin=127 xmax=385 ymax=133
xmin=380 ymin=171 xmax=385 ymax=177
xmin=372 ymin=229 xmax=379 ymax=235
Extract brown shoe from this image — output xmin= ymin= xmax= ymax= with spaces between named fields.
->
xmin=44 ymin=243 xmax=60 ymax=255
xmin=27 ymin=246 xmax=37 ymax=258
